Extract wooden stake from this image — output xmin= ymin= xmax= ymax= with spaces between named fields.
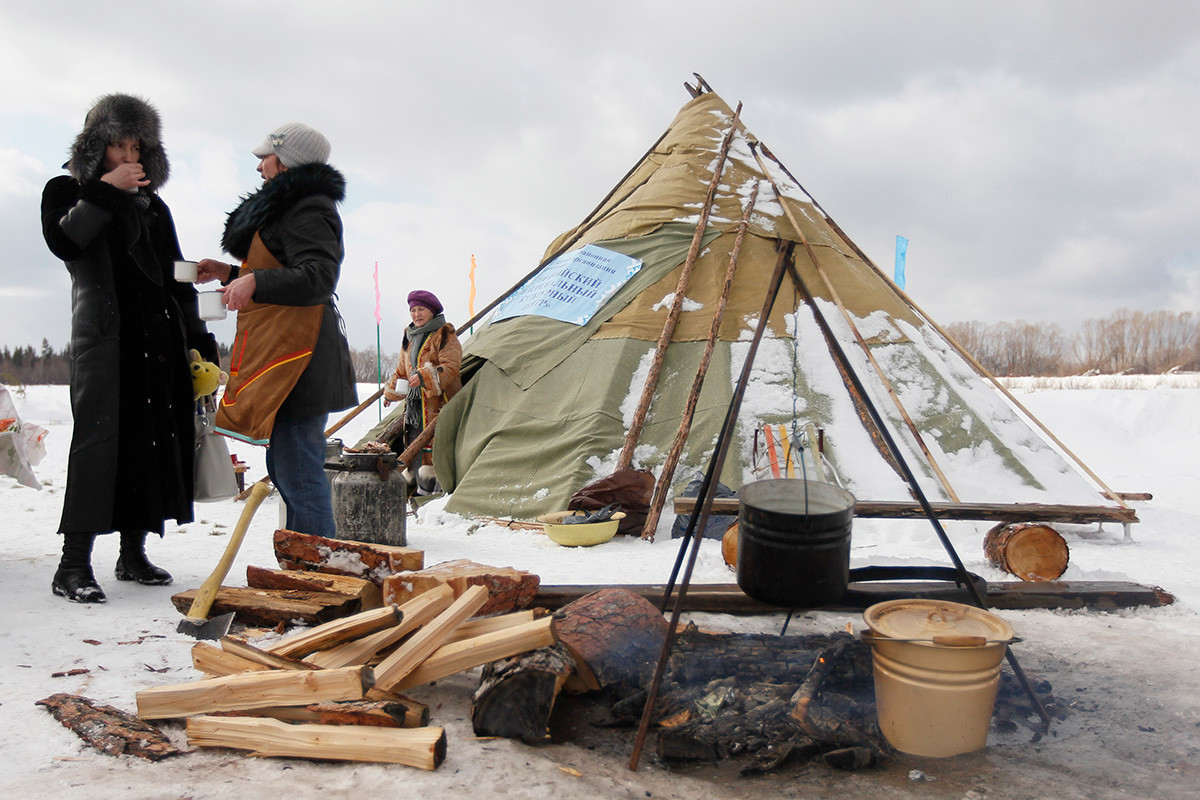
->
xmin=640 ymin=181 xmax=759 ymax=540
xmin=187 ymin=715 xmax=446 ymax=769
xmin=616 ymin=104 xmax=744 ymax=471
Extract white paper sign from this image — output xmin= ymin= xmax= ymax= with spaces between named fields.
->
xmin=493 ymin=244 xmax=642 ymax=326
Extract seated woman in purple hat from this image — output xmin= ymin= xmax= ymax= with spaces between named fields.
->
xmin=382 ymin=290 xmax=462 ymax=493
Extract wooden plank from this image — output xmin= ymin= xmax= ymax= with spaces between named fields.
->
xmin=191 ymin=642 xmax=272 ymax=677
xmin=674 ymin=497 xmax=1139 ymax=524
xmin=170 ymin=586 xmax=360 ymax=628
xmin=186 ymin=715 xmax=446 ymax=769
xmin=219 ymin=636 xmax=318 ymax=671
xmin=534 ymin=581 xmax=1174 ymax=612
xmin=136 ymin=666 xmax=373 ymax=719
xmin=247 ymin=565 xmax=383 ymax=610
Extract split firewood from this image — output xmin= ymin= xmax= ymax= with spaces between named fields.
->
xmin=274 ymin=529 xmax=423 ymax=584
xmin=219 ymin=636 xmax=318 ymax=671
xmin=37 ymin=693 xmax=182 ymax=761
xmin=136 ymin=665 xmax=373 ymax=720
xmin=444 ymin=609 xmax=542 ymax=644
xmin=170 ymin=586 xmax=360 ymax=628
xmin=392 ymin=616 xmax=557 ymax=691
xmin=471 ymin=645 xmax=576 ymax=742
xmin=381 ymin=559 xmax=540 ymax=616
xmin=191 ymin=642 xmax=272 ymax=677
xmin=304 ymin=584 xmax=456 ymax=670
xmin=186 ymin=715 xmax=446 ymax=769
xmin=552 ymin=587 xmax=668 ymax=693
xmin=264 ymin=604 xmax=402 ymax=660
xmin=220 ymin=697 xmax=429 ymax=728
xmin=373 ymin=584 xmax=490 ymax=692
xmin=247 ymin=565 xmax=383 ymax=610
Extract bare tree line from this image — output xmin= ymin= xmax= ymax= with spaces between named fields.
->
xmin=3 ymin=310 xmax=1197 ymax=386
xmin=945 ymin=309 xmax=1200 ymax=377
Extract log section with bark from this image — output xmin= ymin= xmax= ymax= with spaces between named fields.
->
xmin=381 ymin=558 xmax=540 ymax=616
xmin=471 ymin=645 xmax=576 ymax=742
xmin=552 ymin=587 xmax=668 ymax=693
xmin=247 ymin=565 xmax=383 ymax=609
xmin=170 ymin=586 xmax=360 ymax=628
xmin=274 ymin=529 xmax=423 ymax=584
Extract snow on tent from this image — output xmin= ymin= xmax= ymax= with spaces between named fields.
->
xmin=432 ymin=85 xmax=1135 ymax=540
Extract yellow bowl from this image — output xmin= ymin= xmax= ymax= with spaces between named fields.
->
xmin=537 ymin=510 xmax=626 ymax=547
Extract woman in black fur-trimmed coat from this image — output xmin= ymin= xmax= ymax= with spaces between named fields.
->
xmin=41 ymin=94 xmax=218 ymax=603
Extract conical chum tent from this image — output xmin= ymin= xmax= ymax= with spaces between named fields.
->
xmin=433 ymin=86 xmax=1134 ymax=536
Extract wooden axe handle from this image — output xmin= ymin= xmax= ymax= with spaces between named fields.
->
xmin=184 ymin=480 xmax=271 ymax=621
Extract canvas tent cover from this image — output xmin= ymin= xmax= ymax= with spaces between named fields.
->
xmin=434 ymin=92 xmax=1115 ymax=526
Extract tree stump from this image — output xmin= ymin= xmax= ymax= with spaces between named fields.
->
xmin=984 ymin=522 xmax=1069 ymax=581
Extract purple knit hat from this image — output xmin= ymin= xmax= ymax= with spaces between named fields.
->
xmin=407 ymin=289 xmax=442 ymax=315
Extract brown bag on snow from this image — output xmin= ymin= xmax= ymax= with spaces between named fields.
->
xmin=567 ymin=468 xmax=655 ymax=536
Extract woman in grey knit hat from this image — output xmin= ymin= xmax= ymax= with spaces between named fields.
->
xmin=40 ymin=93 xmax=219 ymax=603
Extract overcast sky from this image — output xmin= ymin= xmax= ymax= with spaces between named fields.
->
xmin=3 ymin=1 xmax=1198 ymax=355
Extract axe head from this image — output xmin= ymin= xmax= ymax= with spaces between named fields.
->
xmin=176 ymin=612 xmax=236 ymax=640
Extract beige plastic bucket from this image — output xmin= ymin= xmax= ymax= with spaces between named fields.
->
xmin=863 ymin=599 xmax=1015 ymax=758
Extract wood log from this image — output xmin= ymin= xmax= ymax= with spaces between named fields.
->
xmin=220 ymin=636 xmax=318 ymax=671
xmin=191 ymin=642 xmax=272 ymax=677
xmin=186 ymin=715 xmax=446 ymax=769
xmin=675 ymin=497 xmax=1139 ymax=525
xmin=984 ymin=522 xmax=1070 ymax=581
xmin=136 ymin=665 xmax=373 ymax=719
xmin=304 ymin=584 xmax=456 ymax=669
xmin=264 ymin=604 xmax=402 ymax=659
xmin=552 ymin=587 xmax=668 ymax=693
xmin=471 ymin=645 xmax=575 ymax=742
xmin=273 ymin=529 xmax=423 ymax=584
xmin=37 ymin=693 xmax=182 ymax=761
xmin=373 ymin=584 xmax=490 ymax=692
xmin=381 ymin=558 xmax=540 ymax=617
xmin=170 ymin=586 xmax=360 ymax=628
xmin=247 ymin=565 xmax=383 ymax=610
xmin=392 ymin=616 xmax=557 ymax=691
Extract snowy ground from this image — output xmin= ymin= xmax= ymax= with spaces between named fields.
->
xmin=1 ymin=378 xmax=1198 ymax=799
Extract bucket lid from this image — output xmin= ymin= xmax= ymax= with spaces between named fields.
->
xmin=863 ymin=599 xmax=1014 ymax=643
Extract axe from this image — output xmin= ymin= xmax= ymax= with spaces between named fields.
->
xmin=177 ymin=479 xmax=271 ymax=639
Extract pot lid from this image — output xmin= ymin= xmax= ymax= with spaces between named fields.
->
xmin=863 ymin=599 xmax=1014 ymax=642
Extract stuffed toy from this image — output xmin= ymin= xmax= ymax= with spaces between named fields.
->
xmin=189 ymin=349 xmax=227 ymax=400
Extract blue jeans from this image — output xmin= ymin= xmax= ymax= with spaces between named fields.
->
xmin=266 ymin=414 xmax=335 ymax=537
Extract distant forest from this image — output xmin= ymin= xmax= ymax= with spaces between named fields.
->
xmin=2 ymin=309 xmax=1196 ymax=386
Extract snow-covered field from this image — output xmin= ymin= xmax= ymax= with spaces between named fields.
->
xmin=1 ymin=378 xmax=1198 ymax=799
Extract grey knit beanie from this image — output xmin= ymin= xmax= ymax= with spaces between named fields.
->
xmin=251 ymin=122 xmax=331 ymax=168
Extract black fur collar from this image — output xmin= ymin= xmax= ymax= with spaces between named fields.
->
xmin=221 ymin=163 xmax=346 ymax=260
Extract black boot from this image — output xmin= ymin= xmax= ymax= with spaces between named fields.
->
xmin=115 ymin=531 xmax=173 ymax=586
xmin=52 ymin=533 xmax=106 ymax=603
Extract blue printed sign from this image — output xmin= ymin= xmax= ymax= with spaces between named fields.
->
xmin=493 ymin=244 xmax=643 ymax=326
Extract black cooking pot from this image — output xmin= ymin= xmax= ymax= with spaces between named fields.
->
xmin=736 ymin=479 xmax=856 ymax=608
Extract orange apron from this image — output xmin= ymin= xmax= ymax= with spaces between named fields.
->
xmin=215 ymin=233 xmax=324 ymax=445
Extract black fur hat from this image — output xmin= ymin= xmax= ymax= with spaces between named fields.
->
xmin=67 ymin=93 xmax=170 ymax=190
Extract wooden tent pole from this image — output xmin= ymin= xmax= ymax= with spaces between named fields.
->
xmin=615 ymin=104 xmax=743 ymax=471
xmin=756 ymin=144 xmax=1128 ymax=509
xmin=629 ymin=242 xmax=795 ymax=772
xmin=639 ymin=182 xmax=760 ymax=540
xmin=750 ymin=143 xmax=961 ymax=502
